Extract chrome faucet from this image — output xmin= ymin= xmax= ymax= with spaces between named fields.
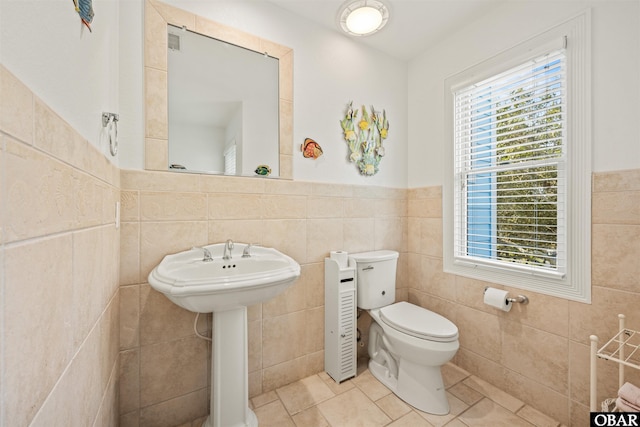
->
xmin=242 ymin=243 xmax=252 ymax=258
xmin=194 ymin=247 xmax=213 ymax=262
xmin=223 ymin=239 xmax=234 ymax=260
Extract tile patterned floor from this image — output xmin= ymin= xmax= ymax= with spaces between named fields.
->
xmin=250 ymin=362 xmax=564 ymax=427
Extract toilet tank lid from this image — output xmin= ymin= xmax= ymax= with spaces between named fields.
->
xmin=348 ymin=250 xmax=399 ymax=263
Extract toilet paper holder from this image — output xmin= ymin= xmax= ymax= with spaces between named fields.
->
xmin=484 ymin=287 xmax=529 ymax=305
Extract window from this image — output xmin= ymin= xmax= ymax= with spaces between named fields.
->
xmin=443 ymin=13 xmax=591 ymax=302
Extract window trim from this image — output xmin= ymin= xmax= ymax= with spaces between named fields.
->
xmin=443 ymin=11 xmax=591 ymax=303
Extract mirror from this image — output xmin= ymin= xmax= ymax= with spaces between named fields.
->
xmin=167 ymin=25 xmax=279 ymax=175
xmin=144 ymin=0 xmax=294 ymax=178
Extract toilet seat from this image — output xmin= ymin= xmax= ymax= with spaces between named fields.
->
xmin=380 ymin=302 xmax=458 ymax=343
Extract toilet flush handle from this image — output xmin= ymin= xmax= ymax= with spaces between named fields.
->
xmin=363 ymin=266 xmax=374 ymax=271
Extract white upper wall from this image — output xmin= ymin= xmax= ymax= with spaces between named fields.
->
xmin=407 ymin=0 xmax=640 ymax=188
xmin=0 ymin=0 xmax=121 ymax=164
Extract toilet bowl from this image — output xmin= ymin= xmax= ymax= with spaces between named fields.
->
xmin=367 ymin=302 xmax=459 ymax=415
xmin=349 ymin=250 xmax=459 ymax=415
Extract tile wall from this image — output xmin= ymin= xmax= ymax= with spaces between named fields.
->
xmin=406 ymin=171 xmax=640 ymax=426
xmin=118 ymin=171 xmax=408 ymax=425
xmin=0 ymin=66 xmax=121 ymax=426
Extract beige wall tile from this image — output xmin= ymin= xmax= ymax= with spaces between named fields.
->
xmin=4 ymin=235 xmax=74 ymax=425
xmin=343 ymin=218 xmax=375 ymax=253
xmin=139 ymin=221 xmax=208 ymax=278
xmin=374 ymin=198 xmax=407 ymax=218
xmin=4 ymin=138 xmax=76 ymax=242
xmin=120 ymin=222 xmax=141 ymax=285
xmin=73 ymin=226 xmax=113 ymax=347
xmin=592 ymin=224 xmax=640 ymax=291
xmin=262 ymin=219 xmax=307 ymax=264
xmin=34 ymin=99 xmax=87 ymax=170
xmin=139 ymin=388 xmax=208 ymax=427
xmin=140 ymin=284 xmax=199 ymax=345
xmin=208 ymin=219 xmax=263 ymax=246
xmin=307 ymin=196 xmax=344 ymax=218
xmin=593 ymin=169 xmax=640 ymax=192
xmin=502 ymin=322 xmax=569 ymax=394
xmin=208 ymin=193 xmax=262 ymax=220
xmin=122 ymin=169 xmax=200 ymax=193
xmin=0 ymin=65 xmax=33 ymax=144
xmin=301 ymin=262 xmax=324 ymax=309
xmin=120 ymin=191 xmax=140 ymax=222
xmin=32 ymin=302 xmax=118 ymax=426
xmin=419 ymin=217 xmax=442 ymax=258
xmin=312 ymin=183 xmax=354 ymax=198
xmin=263 ymin=311 xmax=308 ymax=367
xmin=75 ymin=170 xmax=106 ymax=228
xmin=569 ymin=286 xmax=640 ymax=345
xmin=248 ymin=320 xmax=263 ymax=373
xmin=419 ymin=256 xmax=456 ymax=301
xmin=592 ymin=191 xmax=640 ymax=224
xmin=262 ymin=354 xmax=318 ymax=392
xmin=502 ymin=370 xmax=569 ymax=425
xmin=200 ymin=174 xmax=265 ymax=194
xmin=374 ymin=217 xmax=404 ymax=252
xmin=263 ymin=276 xmax=307 ymax=318
xmin=140 ymin=191 xmax=207 ymax=221
xmin=456 ymin=306 xmax=502 ymax=362
xmin=144 ymin=138 xmax=168 ymax=171
xmin=140 ymin=336 xmax=208 ymax=407
xmin=263 ymin=179 xmax=308 ymax=195
xmin=307 ymin=218 xmax=344 ymax=263
xmin=120 ymin=285 xmax=140 ymax=350
xmin=262 ymin=194 xmax=307 ymax=219
xmin=454 ymin=348 xmax=504 ymax=389
xmin=344 ymin=197 xmax=377 ymax=218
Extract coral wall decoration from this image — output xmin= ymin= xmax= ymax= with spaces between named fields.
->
xmin=340 ymin=101 xmax=390 ymax=176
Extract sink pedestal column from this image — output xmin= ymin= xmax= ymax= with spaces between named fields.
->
xmin=203 ymin=306 xmax=257 ymax=427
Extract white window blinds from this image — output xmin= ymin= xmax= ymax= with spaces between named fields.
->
xmin=453 ymin=49 xmax=567 ymax=277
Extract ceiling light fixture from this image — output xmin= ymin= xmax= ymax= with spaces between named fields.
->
xmin=337 ymin=0 xmax=390 ymax=37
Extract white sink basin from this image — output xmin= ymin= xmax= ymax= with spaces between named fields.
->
xmin=148 ymin=243 xmax=300 ymax=312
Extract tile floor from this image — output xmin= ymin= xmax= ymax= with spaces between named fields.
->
xmin=249 ymin=361 xmax=565 ymax=427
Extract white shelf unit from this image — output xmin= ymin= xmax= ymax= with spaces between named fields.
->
xmin=324 ymin=258 xmax=357 ymax=383
xmin=590 ymin=314 xmax=640 ymax=411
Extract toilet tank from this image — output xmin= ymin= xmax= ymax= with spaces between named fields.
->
xmin=349 ymin=250 xmax=399 ymax=309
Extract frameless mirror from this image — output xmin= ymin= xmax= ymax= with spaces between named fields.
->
xmin=167 ymin=25 xmax=279 ymax=176
xmin=143 ymin=0 xmax=294 ymax=179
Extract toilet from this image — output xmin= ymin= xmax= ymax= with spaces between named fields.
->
xmin=349 ymin=250 xmax=459 ymax=415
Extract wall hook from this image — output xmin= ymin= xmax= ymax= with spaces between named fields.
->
xmin=102 ymin=112 xmax=119 ymax=156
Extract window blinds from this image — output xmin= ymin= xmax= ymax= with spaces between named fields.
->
xmin=453 ymin=49 xmax=567 ymax=276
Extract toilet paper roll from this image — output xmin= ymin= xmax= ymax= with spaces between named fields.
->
xmin=330 ymin=251 xmax=348 ymax=268
xmin=483 ymin=287 xmax=512 ymax=312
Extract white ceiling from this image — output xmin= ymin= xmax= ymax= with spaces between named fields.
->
xmin=268 ymin=0 xmax=505 ymax=61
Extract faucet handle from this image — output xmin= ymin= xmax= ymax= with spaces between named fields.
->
xmin=192 ymin=246 xmax=213 ymax=262
xmin=242 ymin=243 xmax=252 ymax=258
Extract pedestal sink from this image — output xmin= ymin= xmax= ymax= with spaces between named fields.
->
xmin=148 ymin=242 xmax=300 ymax=427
